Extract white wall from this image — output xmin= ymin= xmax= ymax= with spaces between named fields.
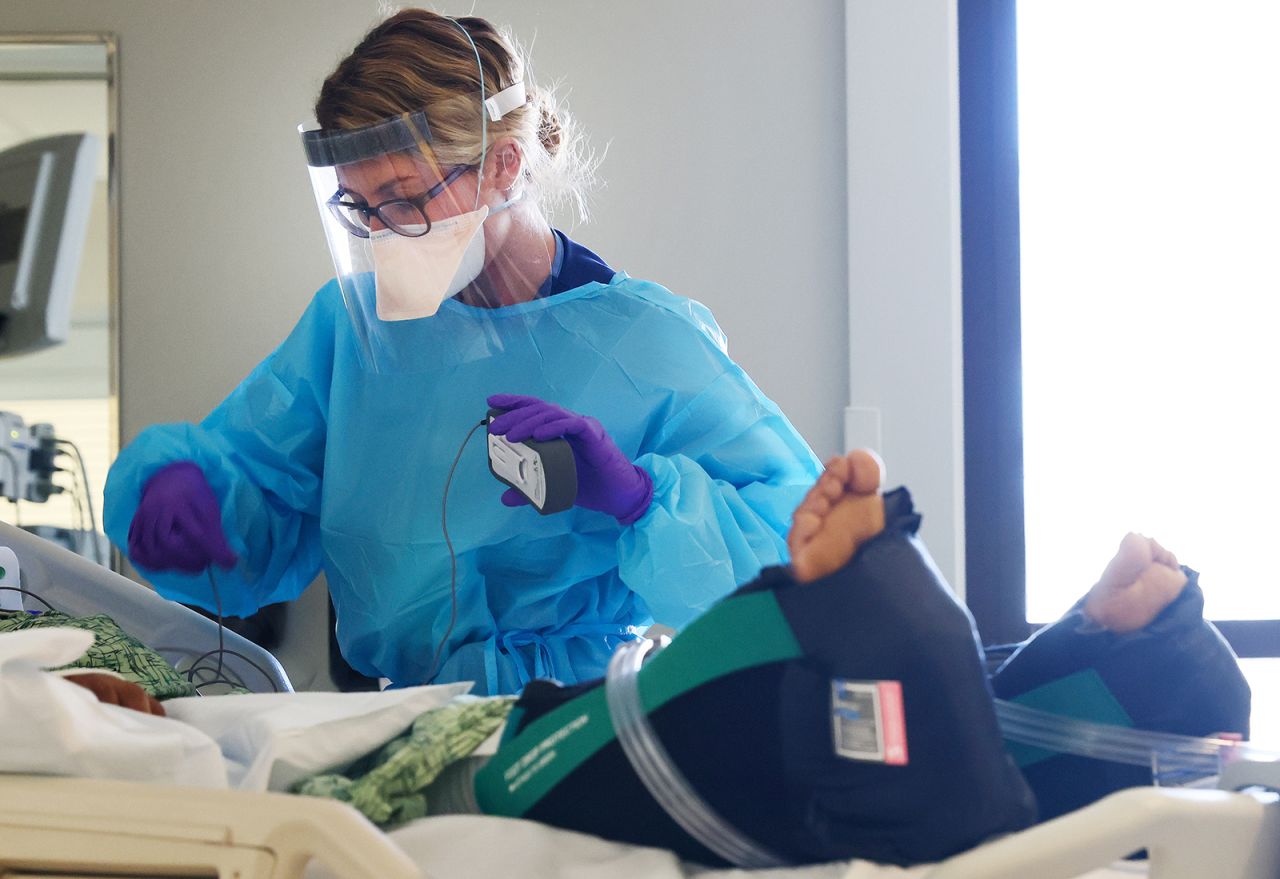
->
xmin=2 ymin=1 xmax=965 ymax=590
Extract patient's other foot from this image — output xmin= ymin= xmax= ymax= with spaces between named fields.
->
xmin=789 ymin=449 xmax=887 ymax=583
xmin=1083 ymin=533 xmax=1189 ymax=633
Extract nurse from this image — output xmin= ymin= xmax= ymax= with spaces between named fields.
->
xmin=104 ymin=9 xmax=821 ymax=694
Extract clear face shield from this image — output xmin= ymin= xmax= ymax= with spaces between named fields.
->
xmin=300 ymin=83 xmax=553 ymax=374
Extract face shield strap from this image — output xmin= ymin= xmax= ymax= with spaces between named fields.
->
xmin=449 ymin=18 xmax=490 ymax=209
xmin=484 ymin=81 xmax=528 ymax=122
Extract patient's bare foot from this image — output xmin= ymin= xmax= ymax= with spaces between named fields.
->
xmin=788 ymin=449 xmax=887 ymax=583
xmin=1083 ymin=533 xmax=1188 ymax=633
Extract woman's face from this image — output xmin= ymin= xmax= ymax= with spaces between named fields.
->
xmin=335 ymin=150 xmax=479 ymax=231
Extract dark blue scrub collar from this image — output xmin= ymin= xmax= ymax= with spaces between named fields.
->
xmin=536 ymin=229 xmax=616 ymax=298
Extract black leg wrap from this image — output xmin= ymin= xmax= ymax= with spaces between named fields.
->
xmin=499 ymin=488 xmax=1036 ymax=866
xmin=992 ymin=572 xmax=1251 ymax=820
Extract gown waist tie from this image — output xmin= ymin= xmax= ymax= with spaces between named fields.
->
xmin=493 ymin=623 xmax=643 ymax=691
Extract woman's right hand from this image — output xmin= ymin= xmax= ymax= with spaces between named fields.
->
xmin=127 ymin=461 xmax=237 ymax=573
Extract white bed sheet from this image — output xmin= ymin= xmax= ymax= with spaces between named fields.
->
xmin=308 ymin=814 xmax=1159 ymax=879
xmin=8 ymin=628 xmax=1277 ymax=879
xmin=0 ymin=626 xmax=480 ymax=791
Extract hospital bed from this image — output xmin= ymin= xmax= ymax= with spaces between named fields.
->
xmin=2 ymin=520 xmax=1278 ymax=879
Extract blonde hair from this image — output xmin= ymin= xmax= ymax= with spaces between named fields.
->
xmin=315 ymin=9 xmax=598 ymax=222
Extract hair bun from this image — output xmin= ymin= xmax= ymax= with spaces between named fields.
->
xmin=537 ymin=97 xmax=563 ymax=159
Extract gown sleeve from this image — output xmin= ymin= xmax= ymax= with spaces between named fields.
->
xmin=103 ymin=283 xmax=341 ymax=617
xmin=616 ymin=329 xmax=823 ymax=628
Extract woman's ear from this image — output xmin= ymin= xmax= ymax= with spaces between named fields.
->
xmin=485 ymin=137 xmax=524 ymax=193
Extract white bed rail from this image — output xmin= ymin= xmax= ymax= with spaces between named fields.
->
xmin=924 ymin=787 xmax=1280 ymax=879
xmin=0 ymin=775 xmax=423 ymax=879
xmin=0 ymin=520 xmax=292 ymax=693
xmin=3 ymin=779 xmax=1278 ymax=879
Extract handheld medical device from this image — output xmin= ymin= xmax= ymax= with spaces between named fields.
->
xmin=430 ymin=409 xmax=579 ymax=680
xmin=486 ymin=407 xmax=577 ymax=515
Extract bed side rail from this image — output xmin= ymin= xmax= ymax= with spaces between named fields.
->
xmin=924 ymin=787 xmax=1280 ymax=879
xmin=0 ymin=775 xmax=423 ymax=879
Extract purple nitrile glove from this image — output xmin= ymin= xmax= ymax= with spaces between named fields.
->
xmin=487 ymin=394 xmax=654 ymax=525
xmin=127 ymin=461 xmax=238 ymax=573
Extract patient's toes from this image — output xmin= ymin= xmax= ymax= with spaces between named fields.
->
xmin=1084 ymin=533 xmax=1188 ymax=633
xmin=1100 ymin=532 xmax=1156 ymax=587
xmin=825 ymin=455 xmax=851 ymax=483
xmin=817 ymin=468 xmax=847 ymax=502
xmin=789 ymin=449 xmax=887 ymax=584
xmin=1151 ymin=539 xmax=1180 ymax=571
xmin=790 ymin=510 xmax=824 ymax=548
xmin=800 ymin=490 xmax=833 ymax=519
xmin=846 ymin=449 xmax=885 ymax=495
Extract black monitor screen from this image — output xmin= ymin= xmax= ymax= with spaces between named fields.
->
xmin=0 ymin=203 xmax=28 ymax=267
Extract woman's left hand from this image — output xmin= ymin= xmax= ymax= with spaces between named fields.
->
xmin=487 ymin=394 xmax=653 ymax=524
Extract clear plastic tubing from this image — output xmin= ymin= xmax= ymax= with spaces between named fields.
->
xmin=604 ymin=639 xmax=789 ymax=869
xmin=994 ymin=698 xmax=1266 ymax=784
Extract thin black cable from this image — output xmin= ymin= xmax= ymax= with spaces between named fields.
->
xmin=168 ymin=568 xmax=281 ymax=694
xmin=185 ymin=665 xmax=223 ymax=687
xmin=207 ymin=567 xmax=225 ymax=685
xmin=0 ymin=585 xmax=58 ymax=612
xmin=427 ymin=418 xmax=488 ymax=683
xmin=61 ymin=455 xmax=86 ymax=546
xmin=0 ymin=573 xmax=275 ymax=692
xmin=57 ymin=440 xmax=103 ymax=565
xmin=57 ymin=444 xmax=92 ymax=562
xmin=185 ymin=660 xmax=249 ymax=691
xmin=184 ymin=647 xmax=278 ymax=692
xmin=151 ymin=645 xmax=253 ymax=691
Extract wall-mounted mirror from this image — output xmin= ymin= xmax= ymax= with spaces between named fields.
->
xmin=0 ymin=35 xmax=117 ymax=566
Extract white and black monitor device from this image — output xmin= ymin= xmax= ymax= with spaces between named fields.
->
xmin=0 ymin=132 xmax=99 ymax=358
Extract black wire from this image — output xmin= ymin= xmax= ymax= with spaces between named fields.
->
xmin=0 ymin=585 xmax=58 ymax=612
xmin=151 ymin=645 xmax=251 ymax=691
xmin=184 ymin=647 xmax=279 ymax=692
xmin=57 ymin=440 xmax=103 ymax=565
xmin=207 ymin=568 xmax=225 ymax=685
xmin=166 ymin=568 xmax=282 ymax=694
xmin=62 ymin=455 xmax=86 ymax=545
xmin=0 ymin=570 xmax=277 ymax=693
xmin=426 ymin=418 xmax=488 ymax=682
xmin=185 ymin=661 xmax=248 ymax=691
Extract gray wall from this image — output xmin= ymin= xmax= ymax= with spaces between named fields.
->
xmin=3 ymin=0 xmax=968 ymax=684
xmin=2 ymin=0 xmax=849 ymax=459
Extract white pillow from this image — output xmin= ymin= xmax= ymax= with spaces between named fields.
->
xmin=165 ymin=682 xmax=472 ymax=791
xmin=0 ymin=627 xmax=227 ymax=787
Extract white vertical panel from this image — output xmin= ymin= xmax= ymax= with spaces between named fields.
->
xmin=845 ymin=0 xmax=965 ymax=593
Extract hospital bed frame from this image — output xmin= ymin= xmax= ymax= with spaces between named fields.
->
xmin=1 ymin=777 xmax=1275 ymax=879
xmin=2 ymin=524 xmax=1278 ymax=879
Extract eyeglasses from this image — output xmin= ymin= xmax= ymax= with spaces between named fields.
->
xmin=326 ymin=164 xmax=471 ymax=239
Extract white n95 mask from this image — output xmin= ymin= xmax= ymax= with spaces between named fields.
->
xmin=371 ymin=204 xmax=489 ymax=321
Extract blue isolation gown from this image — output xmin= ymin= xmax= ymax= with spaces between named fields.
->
xmin=104 ymin=266 xmax=822 ymax=694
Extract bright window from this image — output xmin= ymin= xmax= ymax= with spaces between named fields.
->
xmin=1018 ymin=1 xmax=1280 ymax=622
